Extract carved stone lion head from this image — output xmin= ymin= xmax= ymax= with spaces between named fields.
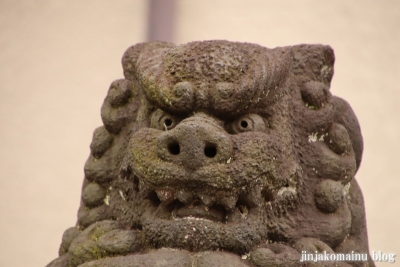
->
xmin=49 ymin=41 xmax=373 ymax=267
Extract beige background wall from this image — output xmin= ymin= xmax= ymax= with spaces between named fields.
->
xmin=0 ymin=1 xmax=399 ymax=266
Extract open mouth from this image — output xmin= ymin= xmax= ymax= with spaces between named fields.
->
xmin=133 ymin=175 xmax=282 ymax=223
xmin=148 ymin=191 xmax=253 ymax=223
xmin=172 ymin=197 xmax=251 ymax=223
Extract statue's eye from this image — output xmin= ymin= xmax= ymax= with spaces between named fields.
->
xmin=228 ymin=114 xmax=267 ymax=134
xmin=150 ymin=109 xmax=180 ymax=131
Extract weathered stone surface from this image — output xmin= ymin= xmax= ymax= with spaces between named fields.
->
xmin=46 ymin=254 xmax=69 ymax=267
xmin=250 ymin=244 xmax=300 ymax=267
xmin=196 ymin=251 xmax=249 ymax=267
xmin=314 ymin=179 xmax=344 ymax=213
xmin=58 ymin=226 xmax=80 ymax=256
xmin=78 ymin=249 xmax=193 ymax=267
xmin=90 ymin=126 xmax=113 ymax=159
xmin=67 ymin=220 xmax=143 ymax=267
xmin=77 ymin=204 xmax=109 ymax=228
xmin=82 ymin=183 xmax=106 ymax=208
xmin=48 ymin=40 xmax=374 ymax=267
xmin=97 ymin=229 xmax=141 ymax=255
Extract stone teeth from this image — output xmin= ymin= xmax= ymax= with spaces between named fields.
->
xmin=198 ymin=194 xmax=216 ymax=207
xmin=277 ymin=186 xmax=296 ymax=200
xmin=177 ymin=190 xmax=195 ymax=205
xmin=155 ymin=188 xmax=176 ymax=204
xmin=219 ymin=195 xmax=238 ymax=211
xmin=240 ymin=185 xmax=262 ymax=208
xmin=277 ymin=186 xmax=296 ymax=196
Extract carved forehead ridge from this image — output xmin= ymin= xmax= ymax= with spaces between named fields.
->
xmin=125 ymin=40 xmax=293 ymax=116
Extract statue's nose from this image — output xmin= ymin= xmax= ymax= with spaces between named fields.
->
xmin=157 ymin=114 xmax=232 ymax=169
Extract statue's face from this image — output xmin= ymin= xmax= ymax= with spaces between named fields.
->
xmin=127 ymin=106 xmax=300 ymax=253
xmin=63 ymin=41 xmax=369 ymax=267
xmin=120 ymin=41 xmax=305 ymax=252
xmin=89 ymin=41 xmax=360 ymax=254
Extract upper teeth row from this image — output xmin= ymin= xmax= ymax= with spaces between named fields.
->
xmin=153 ymin=187 xmax=264 ymax=211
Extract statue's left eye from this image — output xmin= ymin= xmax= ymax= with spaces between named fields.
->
xmin=228 ymin=114 xmax=267 ymax=134
xmin=150 ymin=109 xmax=181 ymax=131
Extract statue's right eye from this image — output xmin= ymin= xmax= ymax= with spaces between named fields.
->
xmin=226 ymin=114 xmax=267 ymax=134
xmin=150 ymin=109 xmax=181 ymax=131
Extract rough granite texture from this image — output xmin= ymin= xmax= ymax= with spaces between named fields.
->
xmin=47 ymin=40 xmax=374 ymax=267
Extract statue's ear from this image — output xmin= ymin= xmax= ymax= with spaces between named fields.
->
xmin=122 ymin=42 xmax=175 ymax=81
xmin=291 ymin=44 xmax=335 ymax=86
xmin=332 ymin=96 xmax=364 ymax=171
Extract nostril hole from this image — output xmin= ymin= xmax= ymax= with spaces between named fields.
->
xmin=204 ymin=145 xmax=217 ymax=158
xmin=240 ymin=120 xmax=248 ymax=128
xmin=168 ymin=141 xmax=180 ymax=155
xmin=164 ymin=118 xmax=172 ymax=127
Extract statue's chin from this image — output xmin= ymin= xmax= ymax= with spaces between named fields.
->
xmin=140 ymin=205 xmax=267 ymax=253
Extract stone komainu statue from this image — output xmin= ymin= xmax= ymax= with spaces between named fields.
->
xmin=48 ymin=40 xmax=374 ymax=267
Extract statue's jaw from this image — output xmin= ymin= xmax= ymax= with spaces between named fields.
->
xmin=140 ymin=202 xmax=267 ymax=253
xmin=129 ymin=169 xmax=299 ymax=253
